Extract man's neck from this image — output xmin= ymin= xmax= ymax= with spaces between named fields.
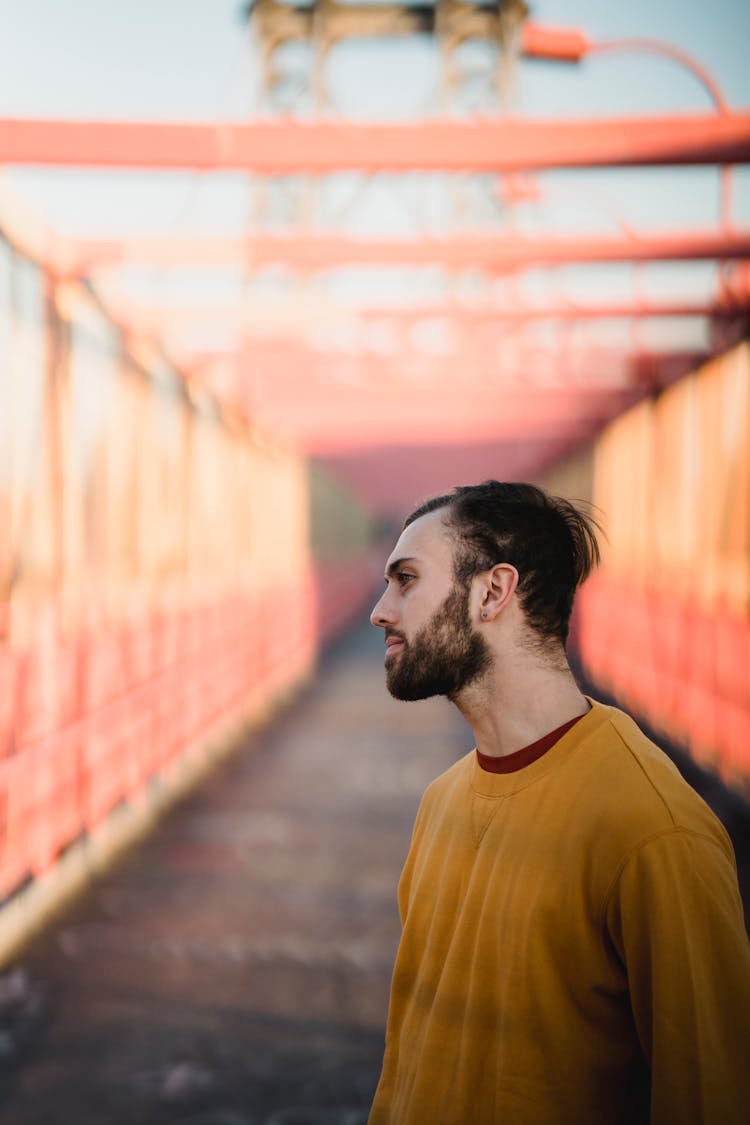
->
xmin=454 ymin=651 xmax=590 ymax=760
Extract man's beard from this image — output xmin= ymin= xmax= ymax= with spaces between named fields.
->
xmin=385 ymin=581 xmax=493 ymax=702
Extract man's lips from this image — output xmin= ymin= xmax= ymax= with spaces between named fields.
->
xmin=385 ymin=635 xmax=405 ymax=658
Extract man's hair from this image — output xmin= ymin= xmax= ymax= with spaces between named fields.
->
xmin=404 ymin=481 xmax=601 ymax=647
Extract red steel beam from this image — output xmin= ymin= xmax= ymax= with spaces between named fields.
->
xmin=69 ymin=231 xmax=750 ymax=274
xmin=224 ymin=375 xmax=645 ymax=450
xmin=187 ymin=342 xmax=702 ymax=396
xmin=182 ymin=338 xmax=702 ymax=449
xmin=1 ymin=114 xmax=749 ymax=171
xmin=125 ymin=298 xmax=750 ymax=333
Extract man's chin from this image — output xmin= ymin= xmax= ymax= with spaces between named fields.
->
xmin=386 ymin=676 xmax=442 ymax=702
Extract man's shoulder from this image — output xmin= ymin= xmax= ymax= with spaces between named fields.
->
xmin=579 ymin=701 xmax=732 ymax=855
xmin=419 ymin=750 xmax=474 ymax=808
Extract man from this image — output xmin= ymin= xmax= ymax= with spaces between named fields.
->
xmin=368 ymin=481 xmax=750 ymax=1125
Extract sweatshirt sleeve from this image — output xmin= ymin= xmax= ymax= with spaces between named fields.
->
xmin=605 ymin=827 xmax=750 ymax=1125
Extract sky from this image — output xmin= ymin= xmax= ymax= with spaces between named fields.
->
xmin=0 ymin=0 xmax=748 ymax=352
xmin=0 ymin=0 xmax=748 ymax=120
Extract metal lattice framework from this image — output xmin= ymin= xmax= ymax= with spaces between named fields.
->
xmin=0 ymin=3 xmax=748 ymax=506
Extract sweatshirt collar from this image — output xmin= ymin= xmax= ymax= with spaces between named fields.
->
xmin=470 ymin=698 xmax=611 ymax=798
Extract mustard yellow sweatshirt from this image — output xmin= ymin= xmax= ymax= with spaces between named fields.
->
xmin=369 ymin=701 xmax=750 ymax=1125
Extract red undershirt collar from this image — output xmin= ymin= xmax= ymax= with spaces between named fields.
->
xmin=475 ymin=713 xmax=585 ymax=774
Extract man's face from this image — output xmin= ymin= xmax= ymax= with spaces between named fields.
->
xmin=370 ymin=510 xmax=492 ymax=701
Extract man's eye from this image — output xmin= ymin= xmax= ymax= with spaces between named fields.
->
xmin=397 ymin=572 xmax=415 ymax=586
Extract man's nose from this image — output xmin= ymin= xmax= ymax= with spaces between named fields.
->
xmin=370 ymin=590 xmax=394 ymax=628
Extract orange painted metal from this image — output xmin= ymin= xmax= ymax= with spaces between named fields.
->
xmin=572 ymin=340 xmax=750 ymax=791
xmin=521 ymin=21 xmax=590 ymax=62
xmin=1 ymin=113 xmax=749 ymax=171
xmin=590 ymin=341 xmax=750 ymax=612
xmin=0 ymin=648 xmax=18 ymax=759
xmin=66 ymin=230 xmax=750 ymax=275
xmin=0 ymin=563 xmax=376 ymax=897
xmin=0 ymin=233 xmax=378 ymax=901
xmin=153 ymin=340 xmax=713 ymax=460
xmin=120 ymin=298 xmax=750 ymax=336
xmin=577 ymin=575 xmax=750 ymax=794
xmin=239 ymin=393 xmax=640 ymax=455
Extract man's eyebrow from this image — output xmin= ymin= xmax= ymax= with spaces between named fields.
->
xmin=385 ymin=556 xmax=418 ymax=580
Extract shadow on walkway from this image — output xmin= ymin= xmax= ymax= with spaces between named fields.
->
xmin=1 ymin=620 xmax=748 ymax=1124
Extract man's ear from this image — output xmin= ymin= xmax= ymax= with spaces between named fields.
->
xmin=478 ymin=563 xmax=519 ymax=622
